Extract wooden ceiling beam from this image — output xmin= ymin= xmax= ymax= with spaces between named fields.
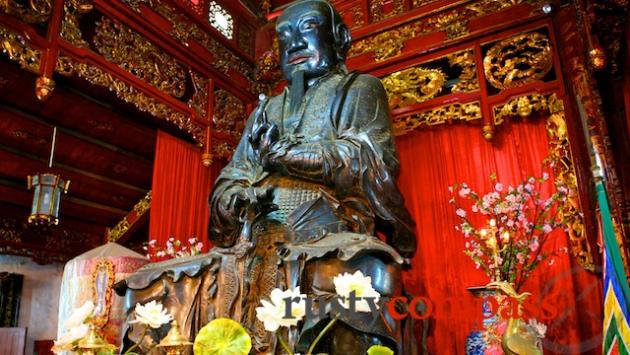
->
xmin=0 ymin=103 xmax=152 ymax=163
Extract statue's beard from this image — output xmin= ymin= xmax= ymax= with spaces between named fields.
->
xmin=288 ymin=69 xmax=306 ymax=118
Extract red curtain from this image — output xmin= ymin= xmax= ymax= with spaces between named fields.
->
xmin=396 ymin=119 xmax=602 ymax=354
xmin=149 ymin=130 xmax=223 ymax=253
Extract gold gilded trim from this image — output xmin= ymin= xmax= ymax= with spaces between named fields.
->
xmin=121 ymin=0 xmax=253 ymax=83
xmin=349 ymin=0 xmax=543 ymax=62
xmin=393 ymin=101 xmax=481 ymax=135
xmin=369 ymin=0 xmax=404 ymax=22
xmin=91 ymin=259 xmax=115 ymax=328
xmin=61 ymin=0 xmax=89 ymax=48
xmin=107 ymin=191 xmax=151 ymax=242
xmin=448 ymin=49 xmax=480 ymax=93
xmin=93 ymin=17 xmax=187 ymax=98
xmin=0 ymin=0 xmax=51 ymax=24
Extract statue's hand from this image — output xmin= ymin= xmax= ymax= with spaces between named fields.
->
xmin=221 ymin=186 xmax=278 ymax=223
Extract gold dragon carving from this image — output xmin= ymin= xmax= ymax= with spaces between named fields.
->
xmin=483 ymin=32 xmax=553 ymax=90
xmin=349 ymin=0 xmax=543 ymax=62
xmin=381 ymin=67 xmax=445 ymax=109
xmin=393 ymin=101 xmax=482 ymax=135
xmin=93 ymin=18 xmax=187 ymax=98
xmin=381 ymin=48 xmax=479 ymax=110
xmin=493 ymin=93 xmax=594 ymax=271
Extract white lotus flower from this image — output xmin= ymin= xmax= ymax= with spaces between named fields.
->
xmin=333 ymin=270 xmax=381 ymax=312
xmin=130 ymin=300 xmax=173 ymax=328
xmin=255 ymin=287 xmax=306 ymax=332
xmin=65 ymin=301 xmax=95 ymax=328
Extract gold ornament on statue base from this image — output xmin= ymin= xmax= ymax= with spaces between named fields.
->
xmin=76 ymin=325 xmax=116 ymax=355
xmin=157 ymin=321 xmax=193 ymax=355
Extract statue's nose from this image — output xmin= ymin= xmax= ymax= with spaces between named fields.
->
xmin=286 ymin=31 xmax=307 ymax=53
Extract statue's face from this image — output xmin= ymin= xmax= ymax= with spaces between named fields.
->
xmin=277 ymin=1 xmax=339 ymax=82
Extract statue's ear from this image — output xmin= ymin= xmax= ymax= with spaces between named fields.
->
xmin=334 ymin=23 xmax=351 ymax=61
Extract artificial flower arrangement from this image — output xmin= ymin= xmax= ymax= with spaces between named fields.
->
xmin=144 ymin=236 xmax=206 ymax=261
xmin=192 ymin=270 xmax=394 ymax=355
xmin=53 ymin=299 xmax=175 ymax=354
xmin=52 ymin=301 xmax=96 ymax=353
xmin=451 ymin=165 xmax=572 ymax=353
xmin=449 ymin=168 xmax=571 ymax=291
xmin=56 ymin=270 xmax=394 ymax=355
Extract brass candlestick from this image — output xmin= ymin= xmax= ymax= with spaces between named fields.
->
xmin=157 ymin=321 xmax=193 ymax=355
xmin=76 ymin=325 xmax=116 ymax=355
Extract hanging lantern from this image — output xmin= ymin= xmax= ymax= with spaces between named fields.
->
xmin=27 ymin=127 xmax=70 ymax=225
xmin=27 ymin=173 xmax=70 ymax=225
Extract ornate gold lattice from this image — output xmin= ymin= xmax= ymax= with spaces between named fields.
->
xmin=483 ymin=32 xmax=553 ymax=90
xmin=369 ymin=0 xmax=404 ymax=22
xmin=349 ymin=0 xmax=543 ymax=62
xmin=448 ymin=49 xmax=480 ymax=93
xmin=188 ymin=72 xmax=209 ymax=118
xmin=107 ymin=191 xmax=151 ymax=243
xmin=0 ymin=25 xmax=41 ymax=72
xmin=121 ymin=0 xmax=254 ymax=84
xmin=93 ymin=18 xmax=187 ymax=98
xmin=214 ymin=90 xmax=246 ymax=138
xmin=393 ymin=101 xmax=482 ymax=135
xmin=0 ymin=0 xmax=51 ymax=23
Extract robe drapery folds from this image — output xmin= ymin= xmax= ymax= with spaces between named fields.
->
xmin=209 ymin=71 xmax=416 ymax=258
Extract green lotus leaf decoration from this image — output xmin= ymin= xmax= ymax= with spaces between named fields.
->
xmin=367 ymin=345 xmax=395 ymax=355
xmin=193 ymin=318 xmax=252 ymax=355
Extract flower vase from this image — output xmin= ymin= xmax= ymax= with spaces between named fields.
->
xmin=465 ymin=286 xmax=506 ymax=355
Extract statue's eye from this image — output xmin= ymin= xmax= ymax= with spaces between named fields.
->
xmin=277 ymin=30 xmax=289 ymax=41
xmin=301 ymin=20 xmax=318 ymax=31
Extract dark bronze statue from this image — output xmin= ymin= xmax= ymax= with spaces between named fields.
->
xmin=116 ymin=1 xmax=417 ymax=354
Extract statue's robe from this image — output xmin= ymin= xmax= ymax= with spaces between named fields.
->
xmin=208 ymin=70 xmax=417 ymax=353
xmin=210 ymin=70 xmax=416 ymax=256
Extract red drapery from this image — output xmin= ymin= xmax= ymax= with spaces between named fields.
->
xmin=149 ymin=130 xmax=223 ymax=252
xmin=397 ymin=119 xmax=602 ymax=354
